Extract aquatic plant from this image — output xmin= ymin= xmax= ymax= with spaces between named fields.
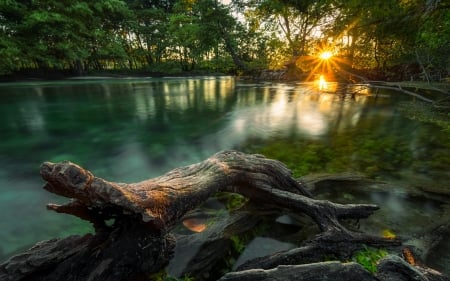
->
xmin=253 ymin=139 xmax=333 ymax=177
xmin=148 ymin=270 xmax=195 ymax=281
xmin=230 ymin=235 xmax=246 ymax=253
xmin=352 ymin=246 xmax=388 ymax=273
xmin=247 ymin=132 xmax=413 ymax=179
xmin=398 ymin=101 xmax=450 ymax=132
xmin=216 ymin=192 xmax=249 ymax=211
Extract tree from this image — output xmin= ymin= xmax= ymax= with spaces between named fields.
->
xmin=0 ymin=1 xmax=24 ymax=74
xmin=87 ymin=0 xmax=134 ymax=70
xmin=320 ymin=0 xmax=448 ymax=78
xmin=0 ymin=0 xmax=133 ymax=74
xmin=166 ymin=0 xmax=248 ymax=71
xmin=1 ymin=0 xmax=448 ymax=77
xmin=241 ymin=0 xmax=335 ymax=59
xmin=414 ymin=4 xmax=450 ymax=81
xmin=125 ymin=0 xmax=176 ymax=68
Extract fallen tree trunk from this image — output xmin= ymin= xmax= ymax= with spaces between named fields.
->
xmin=369 ymin=82 xmax=437 ymax=103
xmin=0 ymin=150 xmax=435 ymax=281
xmin=38 ymin=150 xmax=377 ymax=233
xmin=327 ymin=66 xmax=449 ymax=104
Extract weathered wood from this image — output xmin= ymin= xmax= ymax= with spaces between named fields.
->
xmin=0 ymin=235 xmax=90 ymax=281
xmin=1 ymin=150 xmax=435 ymax=280
xmin=0 ymin=221 xmax=175 ymax=281
xmin=39 ymin=151 xmax=379 ymax=234
xmin=377 ymin=255 xmax=450 ymax=281
xmin=236 ymin=228 xmax=400 ymax=271
xmin=220 ymin=262 xmax=379 ymax=281
xmin=168 ymin=210 xmax=262 ymax=280
xmin=369 ymin=83 xmax=437 ymax=102
xmin=40 ymin=151 xmax=311 ymax=229
xmin=220 ymin=256 xmax=450 ymax=281
xmin=299 ymin=172 xmax=381 ymax=192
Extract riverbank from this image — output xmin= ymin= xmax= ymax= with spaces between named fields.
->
xmin=2 ymin=65 xmax=448 ymax=85
xmin=0 ymin=69 xmax=231 ymax=83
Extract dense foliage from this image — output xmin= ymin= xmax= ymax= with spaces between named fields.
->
xmin=0 ymin=0 xmax=449 ymax=77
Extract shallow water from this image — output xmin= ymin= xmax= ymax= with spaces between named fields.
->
xmin=0 ymin=77 xmax=448 ymax=273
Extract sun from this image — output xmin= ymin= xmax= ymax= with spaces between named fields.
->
xmin=319 ymin=51 xmax=333 ymax=60
xmin=293 ymin=46 xmax=350 ymax=83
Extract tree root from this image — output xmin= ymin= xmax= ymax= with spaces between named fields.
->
xmin=1 ymin=150 xmax=443 ymax=281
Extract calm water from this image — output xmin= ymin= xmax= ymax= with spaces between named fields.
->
xmin=0 ymin=77 xmax=449 ymax=271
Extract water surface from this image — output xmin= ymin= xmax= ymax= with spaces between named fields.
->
xmin=0 ymin=77 xmax=448 ymax=272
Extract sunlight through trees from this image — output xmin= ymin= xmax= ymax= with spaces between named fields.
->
xmin=0 ymin=0 xmax=448 ymax=79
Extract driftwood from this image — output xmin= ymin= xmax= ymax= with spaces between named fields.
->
xmin=221 ymin=256 xmax=450 ymax=281
xmin=220 ymin=261 xmax=379 ymax=281
xmin=369 ymin=82 xmax=437 ymax=103
xmin=377 ymin=255 xmax=450 ymax=281
xmin=1 ymin=150 xmax=446 ymax=280
xmin=37 ymin=150 xmax=378 ymax=233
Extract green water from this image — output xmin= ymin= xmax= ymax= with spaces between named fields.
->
xmin=0 ymin=77 xmax=449 ymax=270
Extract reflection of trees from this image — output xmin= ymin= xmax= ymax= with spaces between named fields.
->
xmin=230 ymin=83 xmax=373 ymax=139
xmin=133 ymin=79 xmax=237 ymax=148
xmin=2 ymin=79 xmax=448 ymax=182
xmin=239 ymin=84 xmax=449 ymax=183
xmin=0 ymin=79 xmax=238 ymax=178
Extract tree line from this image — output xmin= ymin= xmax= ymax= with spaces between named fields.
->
xmin=1 ymin=0 xmax=449 ymax=79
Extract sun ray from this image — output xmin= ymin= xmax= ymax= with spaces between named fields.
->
xmin=293 ymin=44 xmax=353 ymax=85
xmin=320 ymin=51 xmax=333 ymax=60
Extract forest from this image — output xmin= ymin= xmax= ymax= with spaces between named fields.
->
xmin=1 ymin=0 xmax=449 ymax=80
xmin=1 ymin=1 xmax=450 ymax=280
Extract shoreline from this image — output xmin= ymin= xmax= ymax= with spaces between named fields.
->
xmin=0 ymin=69 xmax=231 ymax=83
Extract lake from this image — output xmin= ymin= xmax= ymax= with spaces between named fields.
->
xmin=0 ymin=76 xmax=448 ymax=273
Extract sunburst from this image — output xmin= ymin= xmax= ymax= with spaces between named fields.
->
xmin=320 ymin=51 xmax=333 ymax=60
xmin=296 ymin=47 xmax=350 ymax=83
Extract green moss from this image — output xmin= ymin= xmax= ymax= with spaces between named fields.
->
xmin=216 ymin=192 xmax=249 ymax=211
xmin=230 ymin=235 xmax=246 ymax=253
xmin=353 ymin=246 xmax=388 ymax=273
xmin=247 ymin=131 xmax=414 ymax=179
xmin=255 ymin=140 xmax=334 ymax=177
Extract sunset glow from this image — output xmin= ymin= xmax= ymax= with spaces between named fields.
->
xmin=295 ymin=47 xmax=350 ymax=83
xmin=320 ymin=51 xmax=333 ymax=60
xmin=318 ymin=75 xmax=328 ymax=90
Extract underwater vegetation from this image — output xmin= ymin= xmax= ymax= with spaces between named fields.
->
xmin=352 ymin=246 xmax=388 ymax=273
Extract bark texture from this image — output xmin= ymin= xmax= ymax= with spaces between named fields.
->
xmin=1 ymin=150 xmax=445 ymax=281
xmin=38 ymin=151 xmax=378 ymax=233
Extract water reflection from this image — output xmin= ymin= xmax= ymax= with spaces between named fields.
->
xmin=228 ymin=82 xmax=374 ymax=140
xmin=318 ymin=75 xmax=328 ymax=91
xmin=0 ymin=77 xmax=448 ymax=265
xmin=232 ymin=237 xmax=296 ymax=270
